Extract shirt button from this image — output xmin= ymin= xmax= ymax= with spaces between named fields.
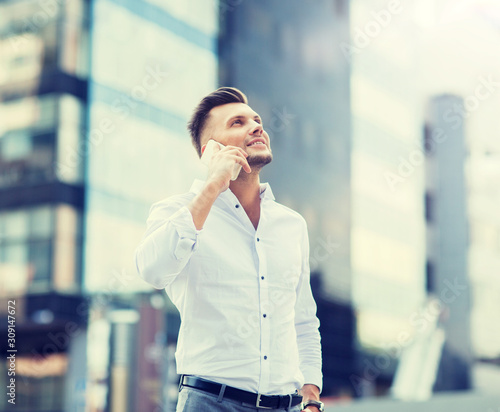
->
xmin=261 ymin=276 xmax=264 ymax=280
xmin=235 ymin=204 xmax=239 ymax=208
xmin=257 ymin=238 xmax=260 ymax=242
xmin=263 ymin=314 xmax=267 ymax=318
xmin=264 ymin=356 xmax=268 ymax=360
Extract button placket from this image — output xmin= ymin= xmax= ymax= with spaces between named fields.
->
xmin=256 ymin=232 xmax=271 ymax=392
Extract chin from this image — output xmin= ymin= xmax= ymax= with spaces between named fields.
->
xmin=248 ymin=152 xmax=273 ymax=167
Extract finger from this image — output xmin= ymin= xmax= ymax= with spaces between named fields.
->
xmin=236 ymin=154 xmax=251 ymax=173
xmin=222 ymin=145 xmax=248 ymax=157
xmin=226 ymin=151 xmax=250 ymax=167
xmin=237 ymin=147 xmax=249 ymax=157
xmin=231 ymin=155 xmax=251 ymax=173
xmin=241 ymin=159 xmax=251 ymax=173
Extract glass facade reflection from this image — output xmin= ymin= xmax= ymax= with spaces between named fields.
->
xmin=83 ymin=1 xmax=218 ymax=411
xmin=0 ymin=206 xmax=53 ymax=293
xmin=0 ymin=0 xmax=87 ymax=294
xmin=84 ymin=0 xmax=217 ymax=294
xmin=349 ymin=0 xmax=427 ymax=395
xmin=1 ymin=0 xmax=217 ymax=409
xmin=0 ymin=95 xmax=58 ymax=188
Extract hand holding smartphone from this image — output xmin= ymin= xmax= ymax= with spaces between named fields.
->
xmin=201 ymin=140 xmax=242 ymax=181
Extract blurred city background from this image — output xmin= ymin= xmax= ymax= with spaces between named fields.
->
xmin=0 ymin=0 xmax=499 ymax=411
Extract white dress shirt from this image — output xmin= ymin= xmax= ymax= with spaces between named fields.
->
xmin=134 ymin=179 xmax=322 ymax=395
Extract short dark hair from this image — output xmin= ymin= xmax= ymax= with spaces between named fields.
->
xmin=188 ymin=87 xmax=248 ymax=157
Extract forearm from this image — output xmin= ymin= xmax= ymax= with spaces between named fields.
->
xmin=187 ymin=180 xmax=223 ymax=230
xmin=301 ymin=384 xmax=321 ymax=412
xmin=301 ymin=383 xmax=320 ymax=402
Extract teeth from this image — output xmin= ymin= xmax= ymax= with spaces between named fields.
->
xmin=249 ymin=142 xmax=264 ymax=146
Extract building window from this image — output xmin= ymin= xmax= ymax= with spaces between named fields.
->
xmin=0 ymin=207 xmax=52 ymax=295
xmin=0 ymin=94 xmax=60 ymax=189
xmin=425 ymin=260 xmax=435 ymax=293
xmin=423 ymin=123 xmax=434 ymax=155
xmin=0 ymin=205 xmax=81 ymax=296
xmin=425 ymin=192 xmax=433 ymax=223
xmin=28 ymin=239 xmax=52 ymax=288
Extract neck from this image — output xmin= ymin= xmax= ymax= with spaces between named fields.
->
xmin=229 ymin=168 xmax=262 ymax=208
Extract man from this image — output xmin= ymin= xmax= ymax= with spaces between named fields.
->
xmin=134 ymin=87 xmax=324 ymax=412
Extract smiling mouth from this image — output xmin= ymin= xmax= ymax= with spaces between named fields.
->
xmin=247 ymin=141 xmax=266 ymax=147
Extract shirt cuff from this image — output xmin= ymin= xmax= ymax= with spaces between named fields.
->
xmin=302 ymin=368 xmax=323 ymax=394
xmin=168 ymin=206 xmax=201 ymax=260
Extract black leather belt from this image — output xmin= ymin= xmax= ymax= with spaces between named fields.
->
xmin=179 ymin=375 xmax=303 ymax=409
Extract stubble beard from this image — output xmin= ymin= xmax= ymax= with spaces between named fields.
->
xmin=247 ymin=151 xmax=273 ymax=169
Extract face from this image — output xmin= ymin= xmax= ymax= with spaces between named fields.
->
xmin=201 ymin=102 xmax=273 ymax=168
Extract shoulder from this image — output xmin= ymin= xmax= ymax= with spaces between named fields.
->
xmin=148 ymin=192 xmax=195 ymax=215
xmin=269 ymin=200 xmax=308 ymax=230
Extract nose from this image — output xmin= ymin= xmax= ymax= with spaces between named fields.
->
xmin=250 ymin=121 xmax=263 ymax=136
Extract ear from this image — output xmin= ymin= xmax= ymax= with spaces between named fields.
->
xmin=200 ymin=135 xmax=211 ymax=155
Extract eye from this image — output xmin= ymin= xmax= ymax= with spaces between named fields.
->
xmin=231 ymin=119 xmax=242 ymax=126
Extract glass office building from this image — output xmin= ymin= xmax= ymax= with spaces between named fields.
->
xmin=0 ymin=0 xmax=88 ymax=293
xmin=218 ymin=0 xmax=355 ymax=396
xmin=0 ymin=0 xmax=218 ymax=410
xmin=84 ymin=0 xmax=218 ymax=294
xmin=350 ymin=0 xmax=500 ymax=396
xmin=0 ymin=1 xmax=89 ymax=410
xmin=349 ymin=0 xmax=427 ymax=395
xmin=84 ymin=2 xmax=217 ymax=411
xmin=424 ymin=95 xmax=472 ymax=391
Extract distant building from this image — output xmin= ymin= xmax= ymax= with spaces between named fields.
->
xmin=0 ymin=1 xmax=90 ymax=410
xmin=349 ymin=0 xmax=427 ymax=396
xmin=78 ymin=0 xmax=219 ymax=410
xmin=0 ymin=0 xmax=218 ymax=411
xmin=425 ymin=91 xmax=500 ymax=393
xmin=424 ymin=94 xmax=472 ymax=391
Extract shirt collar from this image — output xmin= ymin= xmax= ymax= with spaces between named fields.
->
xmin=189 ymin=179 xmax=275 ymax=201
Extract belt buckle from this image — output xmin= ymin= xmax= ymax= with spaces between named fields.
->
xmin=256 ymin=393 xmax=273 ymax=409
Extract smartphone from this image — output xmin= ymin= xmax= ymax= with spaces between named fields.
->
xmin=201 ymin=140 xmax=242 ymax=181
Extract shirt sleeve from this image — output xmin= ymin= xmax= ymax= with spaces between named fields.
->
xmin=134 ymin=198 xmax=201 ymax=289
xmin=295 ymin=219 xmax=323 ymax=393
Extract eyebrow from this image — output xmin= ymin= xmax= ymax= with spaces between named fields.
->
xmin=226 ymin=114 xmax=262 ymax=125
